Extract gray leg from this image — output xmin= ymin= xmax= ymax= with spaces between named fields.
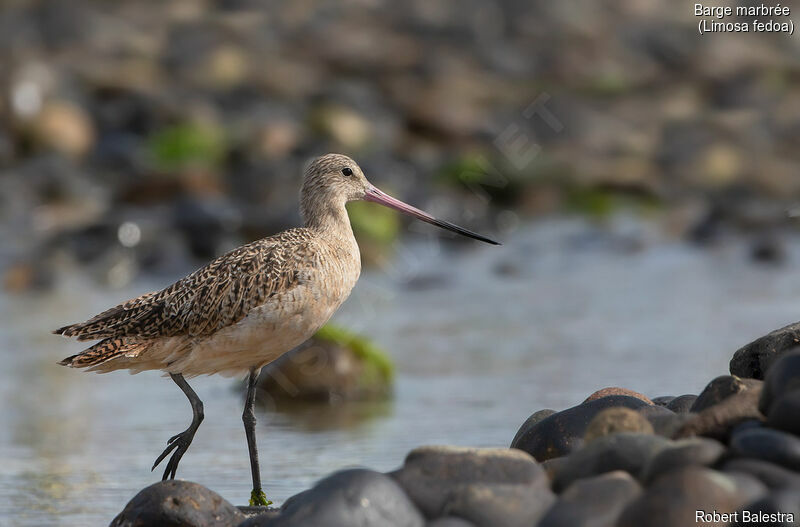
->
xmin=243 ymin=367 xmax=269 ymax=506
xmin=152 ymin=373 xmax=204 ymax=480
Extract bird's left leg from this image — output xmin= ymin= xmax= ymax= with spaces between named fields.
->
xmin=152 ymin=373 xmax=204 ymax=480
xmin=243 ymin=367 xmax=271 ymax=506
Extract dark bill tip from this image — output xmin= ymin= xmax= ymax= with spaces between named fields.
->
xmin=364 ymin=185 xmax=502 ymax=246
xmin=428 ymin=217 xmax=502 ymax=245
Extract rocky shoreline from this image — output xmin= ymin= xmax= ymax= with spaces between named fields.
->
xmin=110 ymin=320 xmax=800 ymax=527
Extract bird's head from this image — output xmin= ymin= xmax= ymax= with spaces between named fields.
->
xmin=301 ymin=153 xmax=370 ymax=206
xmin=301 ymin=153 xmax=500 ymax=245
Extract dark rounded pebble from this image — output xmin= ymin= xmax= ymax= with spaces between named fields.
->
xmin=767 ymin=390 xmax=800 ymax=436
xmin=651 ymin=396 xmax=675 ymax=407
xmin=617 ymin=467 xmax=750 ymax=527
xmin=510 ymin=409 xmax=556 ymax=448
xmin=730 ymin=323 xmax=800 ymax=380
xmin=391 ymin=446 xmax=553 ymax=526
xmin=110 ymin=480 xmax=245 ymax=527
xmin=734 ymin=489 xmax=800 ymax=527
xmin=252 ymin=469 xmax=423 ymax=527
xmin=729 ymin=428 xmax=800 ymax=471
xmin=511 ymin=396 xmax=651 ymax=461
xmin=690 ymin=375 xmax=760 ymax=412
xmin=538 ymin=471 xmax=642 ymax=527
xmin=759 ymin=348 xmax=800 ymax=415
xmin=643 ymin=437 xmax=726 ymax=483
xmin=729 ymin=419 xmax=764 ymax=436
xmin=665 ymin=394 xmax=697 ymax=413
xmin=675 ymin=384 xmax=763 ymax=441
xmin=552 ymin=433 xmax=669 ymax=491
xmin=722 ymin=458 xmax=800 ymax=490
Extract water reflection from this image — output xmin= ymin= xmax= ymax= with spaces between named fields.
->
xmin=261 ymin=398 xmax=394 ymax=433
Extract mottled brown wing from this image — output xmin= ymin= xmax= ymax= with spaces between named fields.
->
xmin=54 ymin=229 xmax=319 ymax=341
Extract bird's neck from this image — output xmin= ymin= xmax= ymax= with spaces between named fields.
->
xmin=302 ymin=199 xmax=356 ymax=244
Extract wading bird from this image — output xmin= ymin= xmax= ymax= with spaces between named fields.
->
xmin=55 ymin=154 xmax=499 ymax=505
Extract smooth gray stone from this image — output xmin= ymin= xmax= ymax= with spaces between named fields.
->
xmin=642 ymin=437 xmax=726 ymax=483
xmin=552 ymin=433 xmax=669 ymax=491
xmin=691 ymin=375 xmax=760 ymax=412
xmin=539 ymin=471 xmax=641 ymax=527
xmin=249 ymin=469 xmax=424 ymax=527
xmin=391 ymin=446 xmax=553 ymax=527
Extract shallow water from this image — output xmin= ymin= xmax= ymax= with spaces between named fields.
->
xmin=2 ymin=217 xmax=800 ymax=526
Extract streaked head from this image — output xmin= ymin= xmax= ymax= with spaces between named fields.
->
xmin=301 ymin=153 xmax=370 ymax=205
xmin=301 ymin=153 xmax=500 ymax=245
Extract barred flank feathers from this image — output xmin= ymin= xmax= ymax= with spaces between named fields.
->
xmin=59 ymin=337 xmax=144 ymax=368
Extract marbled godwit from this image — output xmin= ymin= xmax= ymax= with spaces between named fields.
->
xmin=54 ymin=153 xmax=499 ymax=505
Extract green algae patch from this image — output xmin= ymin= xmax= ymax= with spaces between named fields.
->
xmin=314 ymin=324 xmax=395 ymax=387
xmin=148 ymin=122 xmax=227 ymax=173
xmin=435 ymin=152 xmax=561 ymax=207
xmin=565 ymin=186 xmax=662 ymax=219
xmin=249 ymin=488 xmax=272 ymax=507
xmin=437 ymin=153 xmax=494 ymax=187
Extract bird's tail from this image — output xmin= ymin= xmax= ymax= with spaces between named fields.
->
xmin=59 ymin=337 xmax=145 ymax=368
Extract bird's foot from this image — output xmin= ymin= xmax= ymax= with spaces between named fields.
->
xmin=152 ymin=427 xmax=197 ymax=480
xmin=249 ymin=488 xmax=272 ymax=507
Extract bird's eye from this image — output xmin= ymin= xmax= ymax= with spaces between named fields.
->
xmin=341 ymin=167 xmax=353 ymax=177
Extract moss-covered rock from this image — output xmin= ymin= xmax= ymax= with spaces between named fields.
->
xmin=256 ymin=324 xmax=394 ymax=404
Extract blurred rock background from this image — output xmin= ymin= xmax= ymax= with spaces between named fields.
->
xmin=2 ymin=0 xmax=799 ymax=293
